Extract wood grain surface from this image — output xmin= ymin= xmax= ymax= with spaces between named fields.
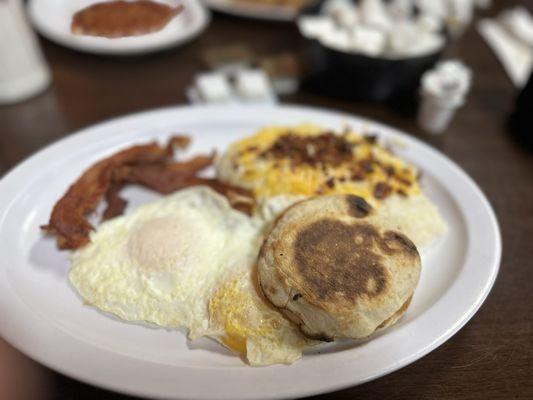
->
xmin=0 ymin=1 xmax=532 ymax=399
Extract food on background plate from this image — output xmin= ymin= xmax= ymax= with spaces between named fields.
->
xmin=217 ymin=124 xmax=447 ymax=248
xmin=258 ymin=194 xmax=420 ymax=341
xmin=71 ymin=0 xmax=183 ymax=38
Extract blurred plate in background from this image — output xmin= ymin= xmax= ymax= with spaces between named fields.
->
xmin=202 ymin=0 xmax=300 ymax=21
xmin=27 ymin=0 xmax=210 ymax=56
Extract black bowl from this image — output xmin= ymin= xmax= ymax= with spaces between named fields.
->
xmin=298 ymin=1 xmax=446 ymax=111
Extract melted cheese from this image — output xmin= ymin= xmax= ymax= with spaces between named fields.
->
xmin=220 ymin=125 xmax=420 ymax=207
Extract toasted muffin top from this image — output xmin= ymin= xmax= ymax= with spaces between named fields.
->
xmin=258 ymin=194 xmax=421 ymax=340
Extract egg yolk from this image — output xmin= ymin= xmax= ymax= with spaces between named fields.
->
xmin=127 ymin=216 xmax=198 ymax=274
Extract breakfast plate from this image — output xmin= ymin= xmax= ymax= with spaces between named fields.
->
xmin=27 ymin=0 xmax=210 ymax=55
xmin=0 ymin=104 xmax=500 ymax=399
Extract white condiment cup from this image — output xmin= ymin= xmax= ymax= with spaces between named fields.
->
xmin=418 ymin=61 xmax=472 ymax=134
xmin=0 ymin=0 xmax=50 ymax=105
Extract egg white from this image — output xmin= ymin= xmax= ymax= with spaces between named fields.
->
xmin=209 ymin=268 xmax=310 ymax=366
xmin=70 ymin=186 xmax=313 ymax=365
xmin=70 ymin=186 xmax=261 ymax=339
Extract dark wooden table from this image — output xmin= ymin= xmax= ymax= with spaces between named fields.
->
xmin=1 ymin=1 xmax=532 ymax=399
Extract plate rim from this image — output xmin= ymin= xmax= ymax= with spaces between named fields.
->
xmin=27 ymin=0 xmax=211 ymax=55
xmin=0 ymin=104 xmax=501 ymax=400
xmin=202 ymin=0 xmax=297 ymax=21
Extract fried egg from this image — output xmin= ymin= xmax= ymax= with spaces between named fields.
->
xmin=70 ymin=186 xmax=260 ymax=338
xmin=209 ymin=267 xmax=310 ymax=366
xmin=70 ymin=186 xmax=309 ymax=365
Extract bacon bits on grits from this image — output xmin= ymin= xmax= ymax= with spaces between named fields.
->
xmin=217 ymin=125 xmax=447 ymax=248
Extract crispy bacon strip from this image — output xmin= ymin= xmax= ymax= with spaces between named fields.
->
xmin=102 ymin=183 xmax=127 ymax=221
xmin=42 ymin=136 xmax=255 ymax=250
xmin=193 ymin=178 xmax=255 ymax=215
xmin=110 ymin=153 xmax=216 ymax=193
xmin=42 ymin=139 xmax=179 ymax=249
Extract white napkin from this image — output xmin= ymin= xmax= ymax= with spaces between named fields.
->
xmin=359 ymin=0 xmax=392 ymax=31
xmin=298 ymin=16 xmax=336 ymax=40
xmin=500 ymin=7 xmax=533 ymax=48
xmin=478 ymin=8 xmax=533 ymax=88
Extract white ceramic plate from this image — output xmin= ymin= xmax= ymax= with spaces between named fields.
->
xmin=202 ymin=0 xmax=299 ymax=21
xmin=27 ymin=0 xmax=210 ymax=55
xmin=0 ymin=105 xmax=500 ymax=400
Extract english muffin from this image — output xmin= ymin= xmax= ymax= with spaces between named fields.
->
xmin=257 ymin=194 xmax=421 ymax=341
